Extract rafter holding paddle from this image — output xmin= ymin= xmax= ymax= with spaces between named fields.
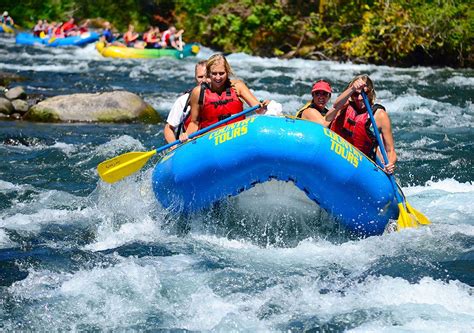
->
xmin=361 ymin=91 xmax=431 ymax=229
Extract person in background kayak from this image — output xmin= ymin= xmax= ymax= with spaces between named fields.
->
xmin=328 ymin=74 xmax=397 ymax=174
xmin=143 ymin=26 xmax=162 ymax=49
xmin=46 ymin=21 xmax=56 ymax=37
xmin=164 ymin=60 xmax=207 ymax=145
xmin=296 ymin=79 xmax=335 ymax=127
xmin=123 ymin=24 xmax=145 ymax=48
xmin=100 ymin=21 xmax=124 ymax=46
xmin=179 ymin=53 xmax=269 ymax=142
xmin=78 ymin=19 xmax=90 ymax=34
xmin=40 ymin=20 xmax=49 ymax=36
xmin=1 ymin=11 xmax=14 ymax=27
xmin=161 ymin=26 xmax=184 ymax=50
xmin=52 ymin=22 xmax=65 ymax=38
xmin=101 ymin=21 xmax=114 ymax=43
xmin=61 ymin=17 xmax=78 ymax=36
xmin=33 ymin=19 xmax=43 ymax=37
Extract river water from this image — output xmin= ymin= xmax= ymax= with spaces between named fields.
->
xmin=0 ymin=35 xmax=473 ymax=331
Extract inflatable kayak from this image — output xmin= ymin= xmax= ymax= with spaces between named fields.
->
xmin=0 ymin=24 xmax=14 ymax=33
xmin=15 ymin=32 xmax=100 ymax=47
xmin=152 ymin=115 xmax=399 ymax=236
xmin=95 ymin=40 xmax=200 ymax=59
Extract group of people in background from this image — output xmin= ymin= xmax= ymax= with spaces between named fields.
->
xmin=101 ymin=22 xmax=184 ymax=51
xmin=32 ymin=17 xmax=90 ymax=38
xmin=165 ymin=54 xmax=397 ymax=175
xmin=5 ymin=10 xmax=184 ymax=51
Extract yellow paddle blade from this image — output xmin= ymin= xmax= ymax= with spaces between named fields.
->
xmin=406 ymin=201 xmax=431 ymax=225
xmin=397 ymin=203 xmax=419 ymax=229
xmin=191 ymin=44 xmax=200 ymax=54
xmin=97 ymin=150 xmax=156 ymax=184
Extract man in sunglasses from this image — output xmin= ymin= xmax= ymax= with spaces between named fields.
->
xmin=328 ymin=74 xmax=397 ymax=174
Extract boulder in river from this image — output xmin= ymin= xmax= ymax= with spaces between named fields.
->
xmin=25 ymin=91 xmax=161 ymax=123
xmin=5 ymin=86 xmax=27 ymax=100
xmin=0 ymin=97 xmax=14 ymax=115
xmin=11 ymin=99 xmax=29 ymax=114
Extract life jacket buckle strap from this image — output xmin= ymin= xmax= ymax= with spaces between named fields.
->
xmin=341 ymin=128 xmax=353 ymax=137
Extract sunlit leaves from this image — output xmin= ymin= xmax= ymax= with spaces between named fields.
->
xmin=5 ymin=0 xmax=471 ymax=66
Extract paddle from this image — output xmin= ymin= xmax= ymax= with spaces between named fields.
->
xmin=361 ymin=91 xmax=431 ymax=229
xmin=178 ymin=34 xmax=183 ymax=51
xmin=97 ymin=104 xmax=260 ymax=183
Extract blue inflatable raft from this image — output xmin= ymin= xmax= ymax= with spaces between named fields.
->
xmin=152 ymin=115 xmax=399 ymax=236
xmin=15 ymin=32 xmax=100 ymax=47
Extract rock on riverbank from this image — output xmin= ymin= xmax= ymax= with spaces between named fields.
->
xmin=0 ymin=86 xmax=30 ymax=120
xmin=25 ymin=91 xmax=160 ymax=123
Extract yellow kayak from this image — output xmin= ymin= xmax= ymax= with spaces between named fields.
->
xmin=96 ymin=41 xmax=200 ymax=59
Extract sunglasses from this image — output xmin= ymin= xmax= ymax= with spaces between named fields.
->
xmin=352 ymin=88 xmax=370 ymax=98
xmin=312 ymin=91 xmax=330 ymax=97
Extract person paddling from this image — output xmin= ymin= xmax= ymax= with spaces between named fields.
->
xmin=179 ymin=54 xmax=269 ymax=142
xmin=33 ymin=19 xmax=44 ymax=37
xmin=100 ymin=21 xmax=124 ymax=46
xmin=164 ymin=60 xmax=207 ymax=144
xmin=61 ymin=17 xmax=78 ymax=36
xmin=1 ymin=11 xmax=14 ymax=27
xmin=296 ymin=79 xmax=335 ymax=127
xmin=123 ymin=24 xmax=142 ymax=48
xmin=161 ymin=26 xmax=184 ymax=50
xmin=144 ymin=26 xmax=162 ymax=49
xmin=328 ymin=74 xmax=397 ymax=174
xmin=78 ymin=19 xmax=90 ymax=34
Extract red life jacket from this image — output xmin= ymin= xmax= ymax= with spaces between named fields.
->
xmin=162 ymin=30 xmax=171 ymax=46
xmin=124 ymin=32 xmax=138 ymax=45
xmin=199 ymin=83 xmax=244 ymax=129
xmin=330 ymin=102 xmax=385 ymax=160
xmin=62 ymin=21 xmax=76 ymax=33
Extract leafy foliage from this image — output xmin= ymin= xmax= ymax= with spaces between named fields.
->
xmin=174 ymin=0 xmax=472 ymax=67
xmin=3 ymin=0 xmax=472 ymax=66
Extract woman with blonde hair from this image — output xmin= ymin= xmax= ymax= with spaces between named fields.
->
xmin=123 ymin=24 xmax=145 ymax=48
xmin=328 ymin=74 xmax=397 ymax=174
xmin=179 ymin=53 xmax=268 ymax=141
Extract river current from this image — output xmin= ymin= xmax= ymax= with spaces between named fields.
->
xmin=0 ymin=35 xmax=473 ymax=331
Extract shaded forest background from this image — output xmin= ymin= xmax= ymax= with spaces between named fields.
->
xmin=3 ymin=0 xmax=473 ymax=67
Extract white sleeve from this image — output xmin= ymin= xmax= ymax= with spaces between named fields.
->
xmin=166 ymin=93 xmax=190 ymax=127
